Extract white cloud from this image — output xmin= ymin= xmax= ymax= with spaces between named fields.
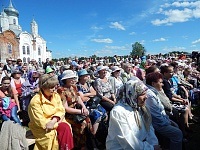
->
xmin=129 ymin=32 xmax=136 ymax=35
xmin=191 ymin=45 xmax=196 ymax=47
xmin=162 ymin=46 xmax=186 ymax=53
xmin=91 ymin=38 xmax=113 ymax=43
xmin=152 ymin=1 xmax=200 ymax=26
xmin=140 ymin=40 xmax=145 ymax=45
xmin=90 ymin=26 xmax=103 ymax=30
xmin=153 ymin=37 xmax=167 ymax=42
xmin=104 ymin=45 xmax=129 ymax=51
xmin=192 ymin=39 xmax=200 ymax=44
xmin=109 ymin=22 xmax=125 ymax=30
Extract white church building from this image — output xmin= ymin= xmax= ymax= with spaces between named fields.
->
xmin=0 ymin=0 xmax=52 ymax=63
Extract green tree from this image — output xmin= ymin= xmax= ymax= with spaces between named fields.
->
xmin=130 ymin=42 xmax=146 ymax=57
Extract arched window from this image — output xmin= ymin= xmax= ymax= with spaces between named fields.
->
xmin=8 ymin=44 xmax=12 ymax=53
xmin=27 ymin=57 xmax=30 ymax=63
xmin=23 ymin=57 xmax=26 ymax=63
xmin=38 ymin=47 xmax=41 ymax=55
xmin=22 ymin=46 xmax=26 ymax=54
xmin=13 ymin=19 xmax=16 ymax=25
xmin=27 ymin=46 xmax=30 ymax=55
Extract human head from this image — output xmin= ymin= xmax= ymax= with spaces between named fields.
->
xmin=61 ymin=70 xmax=77 ymax=86
xmin=45 ymin=67 xmax=54 ymax=76
xmin=96 ymin=65 xmax=109 ymax=78
xmin=16 ymin=59 xmax=22 ymax=66
xmin=124 ymin=79 xmax=148 ymax=108
xmin=123 ymin=63 xmax=132 ymax=74
xmin=145 ymin=66 xmax=160 ymax=75
xmin=136 ymin=68 xmax=146 ymax=81
xmin=146 ymin=72 xmax=163 ymax=91
xmin=21 ymin=64 xmax=28 ymax=72
xmin=183 ymin=67 xmax=191 ymax=77
xmin=160 ymin=65 xmax=174 ymax=79
xmin=111 ymin=66 xmax=121 ymax=78
xmin=6 ymin=58 xmax=12 ymax=64
xmin=11 ymin=69 xmax=22 ymax=79
xmin=77 ymin=69 xmax=89 ymax=82
xmin=39 ymin=74 xmax=58 ymax=90
xmin=39 ymin=74 xmax=58 ymax=97
xmin=28 ymin=70 xmax=39 ymax=84
xmin=1 ymin=76 xmax=11 ymax=90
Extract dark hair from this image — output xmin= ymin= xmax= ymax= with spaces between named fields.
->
xmin=0 ymin=76 xmax=14 ymax=98
xmin=170 ymin=62 xmax=178 ymax=68
xmin=160 ymin=65 xmax=173 ymax=74
xmin=145 ymin=66 xmax=158 ymax=75
xmin=146 ymin=72 xmax=163 ymax=86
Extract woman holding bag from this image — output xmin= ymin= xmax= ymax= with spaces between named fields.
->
xmin=57 ymin=70 xmax=89 ymax=150
xmin=77 ymin=69 xmax=107 ymax=135
xmin=94 ymin=66 xmax=116 ymax=112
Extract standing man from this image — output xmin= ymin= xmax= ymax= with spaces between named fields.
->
xmin=43 ymin=58 xmax=50 ymax=71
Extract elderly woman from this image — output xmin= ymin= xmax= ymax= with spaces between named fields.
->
xmin=121 ymin=63 xmax=134 ymax=83
xmin=146 ymin=72 xmax=183 ymax=150
xmin=77 ymin=69 xmax=107 ymax=135
xmin=94 ymin=65 xmax=116 ymax=112
xmin=57 ymin=70 xmax=89 ymax=150
xmin=109 ymin=66 xmax=124 ymax=99
xmin=28 ymin=74 xmax=74 ymax=150
xmin=106 ymin=79 xmax=160 ymax=150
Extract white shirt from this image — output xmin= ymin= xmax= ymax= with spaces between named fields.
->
xmin=106 ymin=102 xmax=158 ymax=150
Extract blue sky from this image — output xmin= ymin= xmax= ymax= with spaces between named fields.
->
xmin=1 ymin=0 xmax=200 ymax=58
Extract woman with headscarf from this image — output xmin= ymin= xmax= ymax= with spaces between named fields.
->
xmin=19 ymin=70 xmax=40 ymax=125
xmin=106 ymin=79 xmax=160 ymax=150
xmin=21 ymin=70 xmax=39 ymax=111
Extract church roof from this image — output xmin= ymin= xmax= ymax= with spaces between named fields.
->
xmin=4 ymin=0 xmax=19 ymax=17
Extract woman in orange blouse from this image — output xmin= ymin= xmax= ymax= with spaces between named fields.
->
xmin=57 ymin=70 xmax=89 ymax=150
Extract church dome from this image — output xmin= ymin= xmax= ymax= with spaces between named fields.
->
xmin=31 ymin=19 xmax=37 ymax=25
xmin=4 ymin=1 xmax=19 ymax=17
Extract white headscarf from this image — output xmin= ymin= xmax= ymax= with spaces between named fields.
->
xmin=122 ymin=79 xmax=152 ymax=131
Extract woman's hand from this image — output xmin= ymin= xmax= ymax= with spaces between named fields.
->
xmin=81 ymin=107 xmax=89 ymax=116
xmin=45 ymin=118 xmax=57 ymax=131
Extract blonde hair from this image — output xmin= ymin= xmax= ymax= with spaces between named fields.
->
xmin=39 ymin=74 xmax=58 ymax=89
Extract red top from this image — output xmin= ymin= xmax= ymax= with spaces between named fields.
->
xmin=15 ymin=81 xmax=22 ymax=96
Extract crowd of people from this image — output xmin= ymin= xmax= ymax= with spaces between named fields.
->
xmin=0 ymin=53 xmax=199 ymax=150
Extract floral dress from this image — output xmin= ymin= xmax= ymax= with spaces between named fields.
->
xmin=57 ymin=85 xmax=86 ymax=149
xmin=77 ymin=82 xmax=107 ymax=125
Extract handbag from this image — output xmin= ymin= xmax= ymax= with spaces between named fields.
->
xmin=73 ymin=103 xmax=87 ymax=123
xmin=86 ymin=96 xmax=101 ymax=109
xmin=73 ymin=114 xmax=87 ymax=123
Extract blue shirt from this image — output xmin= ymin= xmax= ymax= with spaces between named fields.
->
xmin=146 ymin=85 xmax=171 ymax=129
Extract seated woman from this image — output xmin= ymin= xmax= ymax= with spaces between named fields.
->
xmin=77 ymin=69 xmax=107 ymax=135
xmin=94 ymin=66 xmax=116 ymax=112
xmin=106 ymin=79 xmax=160 ymax=150
xmin=57 ymin=70 xmax=89 ymax=150
xmin=0 ymin=76 xmax=21 ymax=125
xmin=28 ymin=74 xmax=74 ymax=150
xmin=146 ymin=72 xmax=183 ymax=150
xmin=109 ymin=66 xmax=124 ymax=100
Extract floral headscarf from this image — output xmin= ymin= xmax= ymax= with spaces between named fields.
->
xmin=124 ymin=79 xmax=148 ymax=109
xmin=122 ymin=79 xmax=152 ymax=131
